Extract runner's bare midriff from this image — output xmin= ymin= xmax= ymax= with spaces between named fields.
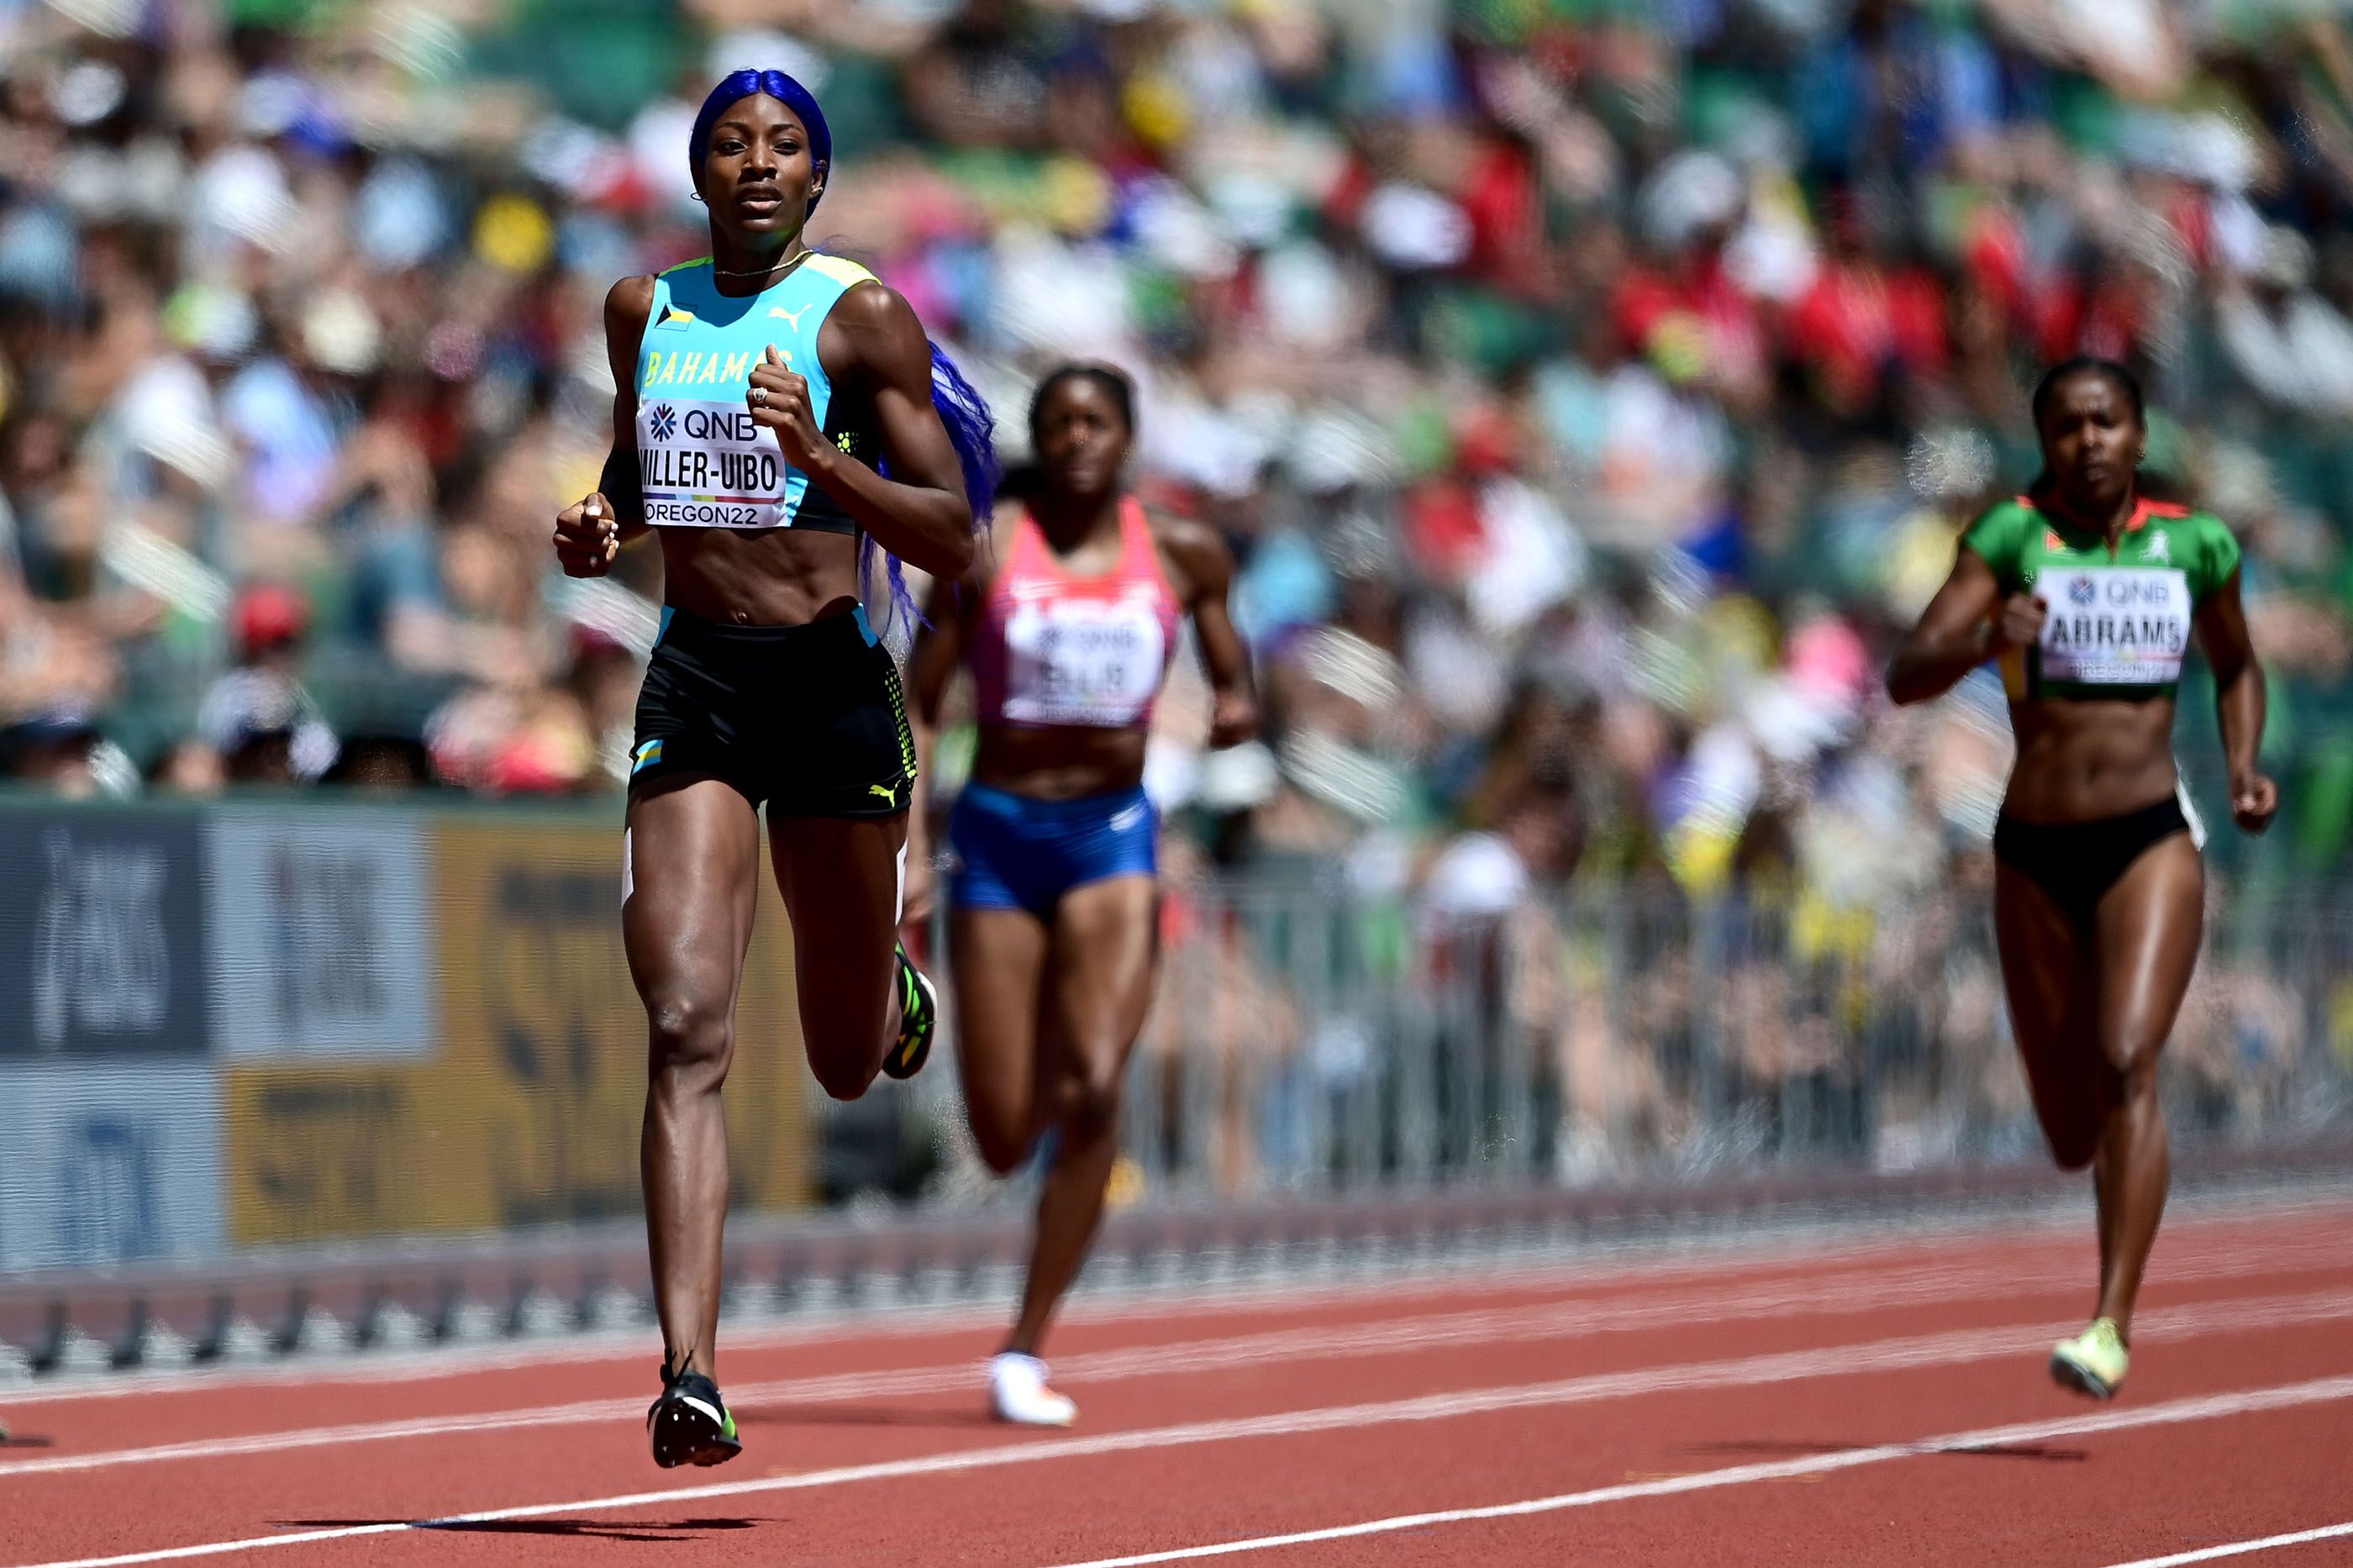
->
xmin=2003 ymin=697 xmax=2181 ymax=823
xmin=656 ymin=527 xmax=861 ymax=626
xmin=969 ymin=723 xmax=1150 ymax=801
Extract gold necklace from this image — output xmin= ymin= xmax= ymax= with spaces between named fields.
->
xmin=710 ymin=247 xmax=813 ymax=281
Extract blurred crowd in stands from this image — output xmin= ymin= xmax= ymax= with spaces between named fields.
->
xmin=5 ymin=0 xmax=2353 ymax=916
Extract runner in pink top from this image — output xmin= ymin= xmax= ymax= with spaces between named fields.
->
xmin=966 ymin=494 xmax=1184 ymax=734
xmin=908 ymin=363 xmax=1257 ymax=1426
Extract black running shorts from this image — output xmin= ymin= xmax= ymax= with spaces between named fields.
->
xmin=1991 ymin=795 xmax=2196 ymax=932
xmin=629 ymin=604 xmax=915 ymax=818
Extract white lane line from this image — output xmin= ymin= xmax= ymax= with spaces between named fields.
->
xmin=4 ymin=1237 xmax=2340 ymax=1481
xmin=0 ymin=1261 xmax=1991 ymax=1477
xmin=2098 ymin=1523 xmax=2353 ymax=1567
xmin=12 ymin=1301 xmax=2353 ymax=1568
xmin=0 ymin=1240 xmax=1928 ymax=1408
xmin=13 ymin=1201 xmax=2340 ymax=1408
xmin=3 ymin=1237 xmax=1944 ymax=1408
xmin=1044 ymin=1380 xmax=2353 ymax=1568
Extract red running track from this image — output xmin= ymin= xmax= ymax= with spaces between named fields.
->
xmin=2 ymin=1197 xmax=2350 ymax=1568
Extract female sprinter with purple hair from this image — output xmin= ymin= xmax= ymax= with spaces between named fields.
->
xmin=551 ymin=67 xmax=997 ymax=1468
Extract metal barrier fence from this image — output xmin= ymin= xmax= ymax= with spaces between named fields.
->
xmin=908 ymin=876 xmax=2353 ymax=1208
xmin=2 ymin=792 xmax=2349 ymax=1290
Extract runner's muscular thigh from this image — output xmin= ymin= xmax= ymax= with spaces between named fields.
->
xmin=624 ymin=780 xmax=764 ymax=1027
xmin=2091 ymin=836 xmax=2204 ymax=1076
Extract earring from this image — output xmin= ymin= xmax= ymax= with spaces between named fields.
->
xmin=691 ymin=192 xmax=706 ymax=204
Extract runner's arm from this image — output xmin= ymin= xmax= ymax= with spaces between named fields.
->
xmin=1887 ymin=550 xmax=2006 ymax=706
xmin=1158 ymin=516 xmax=1258 ymax=746
xmin=554 ymin=277 xmax=655 ymax=576
xmin=805 ymin=282 xmax=977 ymax=580
xmin=2193 ymin=567 xmax=2277 ymax=832
xmin=903 ymin=560 xmax=982 ymax=934
xmin=597 ymin=276 xmax=654 ymax=543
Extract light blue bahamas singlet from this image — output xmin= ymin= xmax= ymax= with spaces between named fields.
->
xmin=633 ymin=252 xmax=879 ymax=536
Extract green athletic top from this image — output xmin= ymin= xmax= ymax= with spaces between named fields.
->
xmin=1961 ymin=494 xmax=2241 ymax=701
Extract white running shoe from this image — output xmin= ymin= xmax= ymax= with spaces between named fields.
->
xmin=989 ymin=1352 xmax=1077 ymax=1427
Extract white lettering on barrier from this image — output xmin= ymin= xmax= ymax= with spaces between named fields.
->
xmin=207 ymin=814 xmax=434 ymax=1060
xmin=31 ymin=832 xmax=170 ymax=1049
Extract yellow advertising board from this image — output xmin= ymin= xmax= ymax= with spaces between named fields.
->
xmin=225 ymin=818 xmax=813 ymax=1245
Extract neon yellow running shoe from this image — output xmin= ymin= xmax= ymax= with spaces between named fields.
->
xmin=2050 ymin=1318 xmax=2129 ymax=1400
xmin=882 ymin=945 xmax=937 ymax=1081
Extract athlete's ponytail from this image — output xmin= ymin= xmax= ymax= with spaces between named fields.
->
xmin=929 ymin=341 xmax=1001 ymax=526
xmin=864 ymin=339 xmax=998 ymax=631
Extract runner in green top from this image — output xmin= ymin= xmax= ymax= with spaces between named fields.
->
xmin=1960 ymin=491 xmax=2240 ymax=703
xmin=1887 ymin=357 xmax=2277 ymax=1402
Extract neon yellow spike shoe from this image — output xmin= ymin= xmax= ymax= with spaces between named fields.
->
xmin=2050 ymin=1318 xmax=2129 ymax=1400
xmin=882 ymin=945 xmax=937 ymax=1081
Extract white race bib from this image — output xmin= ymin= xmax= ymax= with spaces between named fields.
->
xmin=636 ymin=397 xmax=794 ymax=529
xmin=1002 ymin=591 xmax=1168 ymax=727
xmin=2037 ymin=566 xmax=2191 ymax=686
